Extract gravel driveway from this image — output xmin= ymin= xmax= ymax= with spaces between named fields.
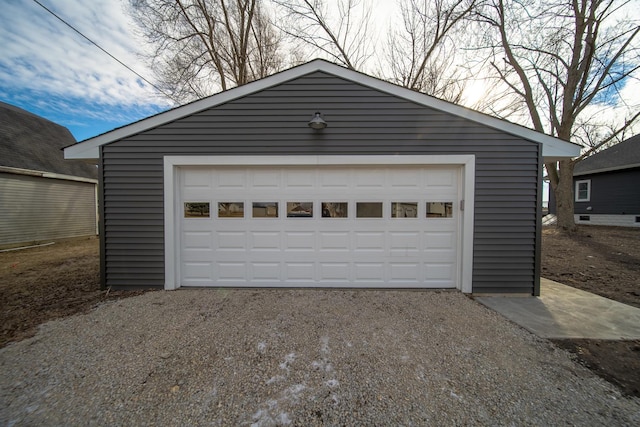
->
xmin=2 ymin=289 xmax=639 ymax=426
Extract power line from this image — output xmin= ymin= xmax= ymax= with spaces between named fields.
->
xmin=32 ymin=0 xmax=176 ymax=103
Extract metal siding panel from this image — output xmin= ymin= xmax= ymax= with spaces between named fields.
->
xmin=101 ymin=72 xmax=539 ymax=292
xmin=0 ymin=172 xmax=97 ymax=246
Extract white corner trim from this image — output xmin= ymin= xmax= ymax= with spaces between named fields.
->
xmin=163 ymin=154 xmax=476 ymax=292
xmin=164 ymin=158 xmax=178 ymax=290
xmin=460 ymin=157 xmax=475 ymax=294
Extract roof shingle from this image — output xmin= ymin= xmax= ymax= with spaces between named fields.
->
xmin=0 ymin=102 xmax=97 ymax=179
xmin=574 ymin=134 xmax=640 ymax=176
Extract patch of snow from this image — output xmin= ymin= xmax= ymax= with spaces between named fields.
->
xmin=257 ymin=342 xmax=267 ymax=353
xmin=279 ymin=353 xmax=296 ymax=372
xmin=266 ymin=375 xmax=284 ymax=385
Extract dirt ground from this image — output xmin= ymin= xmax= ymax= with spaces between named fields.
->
xmin=0 ymin=237 xmax=146 ymax=347
xmin=541 ymin=225 xmax=640 ymax=398
xmin=1 ymin=226 xmax=639 ymax=397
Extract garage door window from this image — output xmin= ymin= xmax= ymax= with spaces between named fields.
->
xmin=218 ymin=202 xmax=244 ymax=218
xmin=392 ymin=202 xmax=418 ymax=218
xmin=287 ymin=202 xmax=313 ymax=218
xmin=356 ymin=202 xmax=383 ymax=218
xmin=253 ymin=202 xmax=278 ymax=218
xmin=322 ymin=202 xmax=348 ymax=218
xmin=427 ymin=202 xmax=453 ymax=218
xmin=184 ymin=202 xmax=210 ymax=218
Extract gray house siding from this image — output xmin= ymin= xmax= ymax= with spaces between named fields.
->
xmin=0 ymin=172 xmax=97 ymax=247
xmin=549 ymin=168 xmax=640 ymax=216
xmin=101 ymin=72 xmax=541 ymax=293
xmin=574 ymin=168 xmax=640 ymax=215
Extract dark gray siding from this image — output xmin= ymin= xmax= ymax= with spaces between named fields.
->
xmin=0 ymin=172 xmax=97 ymax=247
xmin=574 ymin=168 xmax=640 ymax=214
xmin=549 ymin=168 xmax=640 ymax=215
xmin=102 ymin=71 xmax=540 ymax=293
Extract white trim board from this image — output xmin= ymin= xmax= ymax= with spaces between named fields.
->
xmin=65 ymin=59 xmax=580 ymax=161
xmin=164 ymin=154 xmax=475 ymax=293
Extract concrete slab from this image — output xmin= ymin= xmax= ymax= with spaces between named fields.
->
xmin=475 ymin=278 xmax=640 ymax=339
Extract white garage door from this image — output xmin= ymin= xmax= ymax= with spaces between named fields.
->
xmin=177 ymin=164 xmax=460 ymax=288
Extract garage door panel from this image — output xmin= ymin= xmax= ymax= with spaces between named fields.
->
xmin=251 ymin=170 xmax=281 ymax=188
xmin=216 ymin=262 xmax=247 ymax=281
xmin=319 ymin=232 xmax=350 ymax=251
xmin=319 ymin=263 xmax=350 ymax=281
xmin=390 ymin=169 xmax=421 ymax=188
xmin=183 ymin=168 xmax=212 ymax=188
xmin=390 ymin=232 xmax=421 ymax=253
xmin=285 ymin=170 xmax=316 ymax=188
xmin=216 ymin=231 xmax=247 ymax=250
xmin=217 ymin=170 xmax=246 ymax=188
xmin=285 ymin=262 xmax=315 ymax=281
xmin=250 ymin=231 xmax=281 ymax=251
xmin=389 ymin=263 xmax=421 ymax=282
xmin=425 ymin=231 xmax=456 ymax=250
xmin=425 ymin=169 xmax=456 ymax=187
xmin=284 ymin=231 xmax=316 ymax=251
xmin=179 ymin=165 xmax=460 ymax=288
xmin=320 ymin=170 xmax=350 ymax=188
xmin=183 ymin=262 xmax=212 ymax=280
xmin=354 ymin=232 xmax=385 ymax=251
xmin=354 ymin=262 xmax=386 ymax=282
xmin=355 ymin=169 xmax=385 ymax=188
xmin=251 ymin=262 xmax=281 ymax=281
xmin=183 ymin=231 xmax=212 ymax=250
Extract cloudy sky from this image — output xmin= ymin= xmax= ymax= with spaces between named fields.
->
xmin=0 ymin=0 xmax=170 ymax=141
xmin=1 ymin=0 xmax=637 ymax=143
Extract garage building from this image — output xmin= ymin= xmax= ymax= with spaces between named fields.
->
xmin=64 ymin=60 xmax=580 ymax=294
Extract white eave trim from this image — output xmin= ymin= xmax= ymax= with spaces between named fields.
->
xmin=574 ymin=162 xmax=640 ymax=176
xmin=0 ymin=165 xmax=98 ymax=184
xmin=64 ymin=59 xmax=581 ymax=161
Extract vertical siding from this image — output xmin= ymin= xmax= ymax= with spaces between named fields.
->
xmin=0 ymin=172 xmax=97 ymax=247
xmin=101 ymin=72 xmax=540 ymax=293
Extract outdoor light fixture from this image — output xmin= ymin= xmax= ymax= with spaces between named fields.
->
xmin=308 ymin=111 xmax=327 ymax=130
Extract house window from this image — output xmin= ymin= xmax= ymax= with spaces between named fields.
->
xmin=579 ymin=215 xmax=590 ymax=221
xmin=575 ymin=180 xmax=591 ymax=202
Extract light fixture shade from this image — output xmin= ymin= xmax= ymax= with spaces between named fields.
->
xmin=308 ymin=112 xmax=327 ymax=129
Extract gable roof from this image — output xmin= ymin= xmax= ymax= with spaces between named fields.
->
xmin=0 ymin=102 xmax=97 ymax=180
xmin=574 ymin=134 xmax=640 ymax=176
xmin=64 ymin=59 xmax=581 ymax=161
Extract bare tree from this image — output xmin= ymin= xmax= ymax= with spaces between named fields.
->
xmin=128 ymin=0 xmax=285 ymax=102
xmin=271 ymin=0 xmax=374 ymax=70
xmin=473 ymin=0 xmax=640 ymax=230
xmin=382 ymin=0 xmax=479 ymax=102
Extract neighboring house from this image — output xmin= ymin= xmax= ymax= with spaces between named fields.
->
xmin=64 ymin=60 xmax=579 ymax=295
xmin=0 ymin=102 xmax=98 ymax=248
xmin=549 ymin=134 xmax=640 ymax=227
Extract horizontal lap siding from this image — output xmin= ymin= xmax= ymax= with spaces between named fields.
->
xmin=102 ymin=71 xmax=539 ymax=293
xmin=573 ymin=169 xmax=640 ymax=214
xmin=0 ymin=173 xmax=97 ymax=247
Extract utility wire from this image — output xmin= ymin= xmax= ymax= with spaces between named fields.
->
xmin=32 ymin=0 xmax=177 ymax=103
